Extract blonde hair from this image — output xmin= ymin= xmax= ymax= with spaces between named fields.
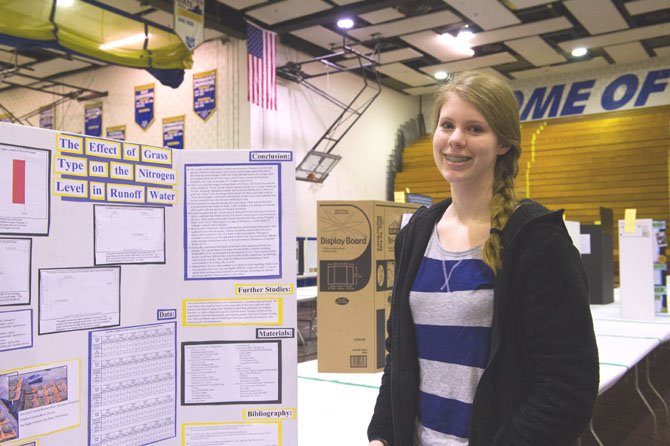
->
xmin=432 ymin=71 xmax=521 ymax=273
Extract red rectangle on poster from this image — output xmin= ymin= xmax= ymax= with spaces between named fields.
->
xmin=12 ymin=159 xmax=26 ymax=204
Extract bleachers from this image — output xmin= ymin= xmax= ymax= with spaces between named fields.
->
xmin=395 ymin=105 xmax=669 ymax=226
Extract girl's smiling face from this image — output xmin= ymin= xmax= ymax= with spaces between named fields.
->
xmin=433 ymin=93 xmax=509 ymax=189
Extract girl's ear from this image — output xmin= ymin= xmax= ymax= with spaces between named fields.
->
xmin=497 ymin=144 xmax=511 ymax=155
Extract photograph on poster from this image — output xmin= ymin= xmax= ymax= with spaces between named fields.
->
xmin=0 ymin=309 xmax=32 ymax=352
xmin=182 ymin=421 xmax=280 ymax=446
xmin=184 ymin=163 xmax=281 ymax=280
xmin=0 ymin=144 xmax=50 ymax=236
xmin=89 ymin=322 xmax=176 ymax=446
xmin=181 ymin=340 xmax=281 ymax=405
xmin=93 ymin=204 xmax=166 ymax=265
xmin=0 ymin=360 xmax=79 ymax=443
xmin=0 ymin=238 xmax=31 ymax=306
xmin=38 ymin=266 xmax=120 ymax=335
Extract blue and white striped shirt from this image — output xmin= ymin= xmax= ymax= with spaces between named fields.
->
xmin=410 ymin=225 xmax=494 ymax=445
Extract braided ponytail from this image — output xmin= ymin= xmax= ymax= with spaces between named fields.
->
xmin=433 ymin=71 xmax=521 ymax=273
xmin=482 ymin=151 xmax=519 ymax=273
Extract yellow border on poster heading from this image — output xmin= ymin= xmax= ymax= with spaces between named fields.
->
xmin=234 ymin=284 xmax=294 ymax=295
xmin=242 ymin=407 xmax=296 ymax=420
xmin=109 ymin=161 xmax=135 ymax=181
xmin=123 ymin=142 xmax=140 ymax=161
xmin=0 ymin=359 xmax=81 ymax=441
xmin=146 ymin=187 xmax=178 ymax=205
xmin=140 ymin=145 xmax=172 ymax=165
xmin=182 ymin=298 xmax=283 ymax=327
xmin=52 ymin=178 xmax=89 ymax=198
xmin=193 ymin=69 xmax=217 ymax=122
xmin=52 ymin=154 xmax=88 ymax=177
xmin=181 ymin=421 xmax=282 ymax=446
xmin=88 ymin=160 xmax=109 ymax=178
xmin=89 ymin=181 xmax=106 ymax=201
xmin=134 ymin=164 xmax=178 ymax=186
xmin=106 ymin=183 xmax=145 ymax=204
xmin=55 ymin=134 xmax=83 ymax=154
xmin=84 ymin=137 xmax=122 ymax=160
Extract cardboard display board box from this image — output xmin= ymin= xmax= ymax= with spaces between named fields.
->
xmin=317 ymin=200 xmax=421 ymax=372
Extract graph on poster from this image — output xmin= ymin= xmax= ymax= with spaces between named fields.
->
xmin=0 ymin=144 xmax=50 ymax=234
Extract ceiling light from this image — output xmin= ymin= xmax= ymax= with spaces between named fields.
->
xmin=57 ymin=0 xmax=75 ymax=6
xmin=100 ymin=33 xmax=151 ymax=50
xmin=434 ymin=71 xmax=448 ymax=80
xmin=337 ymin=18 xmax=354 ymax=29
xmin=571 ymin=47 xmax=588 ymax=57
xmin=439 ymin=33 xmax=475 ymax=56
xmin=456 ymin=25 xmax=473 ymax=41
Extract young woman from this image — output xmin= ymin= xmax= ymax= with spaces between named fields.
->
xmin=367 ymin=71 xmax=599 ymax=446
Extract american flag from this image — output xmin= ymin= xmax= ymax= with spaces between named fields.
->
xmin=247 ymin=22 xmax=276 ymax=110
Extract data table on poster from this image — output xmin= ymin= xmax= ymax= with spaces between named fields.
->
xmin=89 ymin=322 xmax=176 ymax=446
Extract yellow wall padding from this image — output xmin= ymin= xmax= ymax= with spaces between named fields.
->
xmin=0 ymin=0 xmax=192 ymax=70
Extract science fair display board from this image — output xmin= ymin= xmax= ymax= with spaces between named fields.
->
xmin=0 ymin=122 xmax=297 ymax=445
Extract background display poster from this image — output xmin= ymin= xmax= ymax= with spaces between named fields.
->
xmin=39 ymin=107 xmax=54 ymax=129
xmin=0 ymin=121 xmax=297 ymax=445
xmin=163 ymin=116 xmax=185 ymax=150
xmin=174 ymin=0 xmax=204 ymax=51
xmin=105 ymin=125 xmax=125 ymax=141
xmin=135 ymin=83 xmax=155 ymax=130
xmin=84 ymin=102 xmax=102 ymax=137
xmin=193 ymin=70 xmax=216 ymax=121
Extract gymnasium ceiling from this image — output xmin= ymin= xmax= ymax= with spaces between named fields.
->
xmin=1 ymin=0 xmax=669 ymax=98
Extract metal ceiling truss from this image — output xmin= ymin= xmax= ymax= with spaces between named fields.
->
xmin=280 ymin=43 xmax=383 ymax=183
xmin=0 ymin=49 xmax=108 ymax=125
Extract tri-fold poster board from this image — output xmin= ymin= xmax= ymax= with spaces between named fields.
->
xmin=0 ymin=122 xmax=297 ymax=445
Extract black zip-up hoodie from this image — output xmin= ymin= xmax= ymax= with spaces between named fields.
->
xmin=368 ymin=198 xmax=599 ymax=445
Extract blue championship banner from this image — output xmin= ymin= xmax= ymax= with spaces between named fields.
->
xmin=193 ymin=69 xmax=216 ymax=121
xmin=175 ymin=0 xmax=204 ymax=50
xmin=39 ymin=106 xmax=54 ymax=129
xmin=85 ymin=102 xmax=103 ymax=137
xmin=106 ymin=125 xmax=126 ymax=141
xmin=135 ymin=83 xmax=155 ymax=130
xmin=163 ymin=115 xmax=185 ymax=150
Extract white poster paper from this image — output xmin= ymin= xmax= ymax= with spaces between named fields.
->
xmin=182 ymin=341 xmax=280 ymax=405
xmin=89 ymin=322 xmax=176 ymax=446
xmin=0 ymin=238 xmax=31 ymax=305
xmin=0 ymin=309 xmax=32 ymax=352
xmin=94 ymin=204 xmax=166 ymax=265
xmin=38 ymin=267 xmax=120 ymax=334
xmin=580 ymin=233 xmax=592 ymax=255
xmin=0 ymin=144 xmax=50 ymax=235
xmin=183 ymin=422 xmax=279 ymax=446
xmin=184 ymin=164 xmax=281 ymax=280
